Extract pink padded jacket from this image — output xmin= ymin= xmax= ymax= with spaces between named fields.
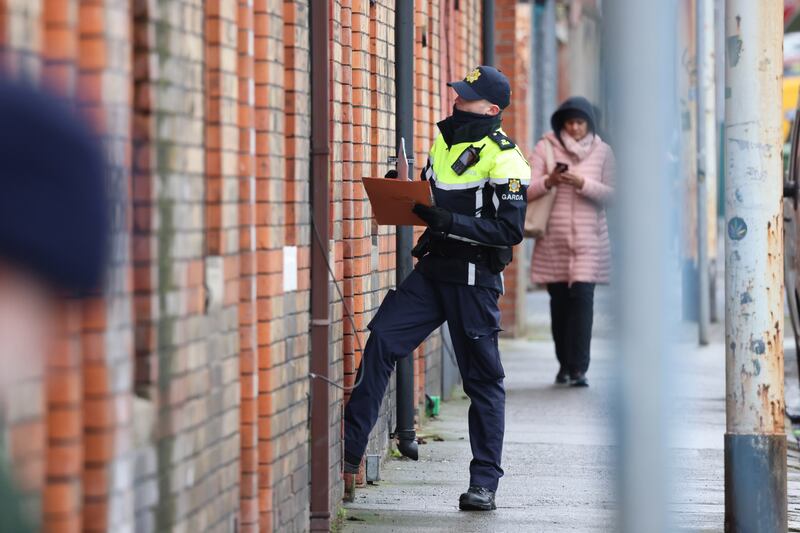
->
xmin=527 ymin=131 xmax=615 ymax=285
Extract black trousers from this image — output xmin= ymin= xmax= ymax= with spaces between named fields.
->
xmin=546 ymin=282 xmax=595 ymax=375
xmin=344 ymin=270 xmax=505 ymax=491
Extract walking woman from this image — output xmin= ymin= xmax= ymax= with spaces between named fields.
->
xmin=527 ymin=96 xmax=615 ymax=387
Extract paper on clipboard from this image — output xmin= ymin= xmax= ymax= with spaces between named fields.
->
xmin=362 ymin=177 xmax=433 ymax=226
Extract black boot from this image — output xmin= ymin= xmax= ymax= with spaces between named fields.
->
xmin=555 ymin=367 xmax=569 ymax=385
xmin=459 ymin=486 xmax=496 ymax=511
xmin=570 ymin=372 xmax=589 ymax=387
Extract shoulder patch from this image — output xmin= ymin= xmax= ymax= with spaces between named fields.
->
xmin=514 ymin=146 xmax=531 ymax=167
xmin=489 ymin=130 xmax=516 ymax=150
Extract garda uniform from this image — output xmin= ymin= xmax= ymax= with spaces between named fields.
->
xmin=415 ymin=127 xmax=529 ymax=292
xmin=344 ymin=66 xmax=530 ymax=506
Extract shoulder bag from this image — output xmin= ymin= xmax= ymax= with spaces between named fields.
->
xmin=523 ymin=138 xmax=557 ymax=239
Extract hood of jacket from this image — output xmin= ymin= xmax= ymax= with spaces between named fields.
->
xmin=550 ymin=96 xmax=597 ymax=137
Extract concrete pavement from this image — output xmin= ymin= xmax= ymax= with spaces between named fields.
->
xmin=342 ymin=289 xmax=800 ymax=532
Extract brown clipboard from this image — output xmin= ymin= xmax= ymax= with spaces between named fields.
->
xmin=362 ymin=177 xmax=433 ymax=226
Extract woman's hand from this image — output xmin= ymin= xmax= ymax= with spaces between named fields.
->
xmin=560 ymin=172 xmax=585 ymax=189
xmin=544 ymin=169 xmax=564 ymax=189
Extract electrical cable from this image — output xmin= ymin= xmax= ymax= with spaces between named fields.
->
xmin=306 ymin=212 xmax=460 ymax=390
xmin=307 ymin=213 xmax=366 ymax=391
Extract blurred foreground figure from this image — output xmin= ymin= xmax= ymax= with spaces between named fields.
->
xmin=0 ymin=80 xmax=109 ymax=531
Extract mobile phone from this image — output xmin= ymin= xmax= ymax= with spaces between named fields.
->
xmin=555 ymin=162 xmax=569 ymax=172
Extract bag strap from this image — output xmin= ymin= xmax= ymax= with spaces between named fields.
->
xmin=543 ymin=136 xmax=555 ymax=175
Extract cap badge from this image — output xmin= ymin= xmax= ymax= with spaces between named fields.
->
xmin=465 ymin=68 xmax=481 ymax=84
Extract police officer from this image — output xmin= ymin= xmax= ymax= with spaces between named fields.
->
xmin=344 ymin=66 xmax=529 ymax=511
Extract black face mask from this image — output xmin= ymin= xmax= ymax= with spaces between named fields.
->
xmin=438 ymin=106 xmax=502 ymax=147
xmin=449 ymin=106 xmax=495 ymax=128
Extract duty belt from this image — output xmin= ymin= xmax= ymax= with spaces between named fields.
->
xmin=428 ymin=239 xmax=491 ymax=264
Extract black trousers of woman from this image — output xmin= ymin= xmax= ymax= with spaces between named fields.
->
xmin=546 ymin=282 xmax=595 ymax=376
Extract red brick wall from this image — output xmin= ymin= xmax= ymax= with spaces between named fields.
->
xmin=343 ymin=0 xmax=399 ymax=480
xmin=78 ymin=0 xmax=136 ymax=529
xmin=5 ymin=0 xmax=42 ymax=78
xmin=268 ymin=1 xmax=312 ymax=530
xmin=136 ymin=0 xmax=241 ymax=531
xmin=42 ymin=0 xmax=77 ymax=92
xmin=495 ymin=0 xmax=533 ymax=337
xmin=0 ymin=1 xmax=514 ymax=531
xmin=238 ymin=0 xmax=258 ymax=530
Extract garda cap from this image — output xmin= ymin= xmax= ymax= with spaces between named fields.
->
xmin=0 ymin=81 xmax=109 ymax=293
xmin=447 ymin=66 xmax=511 ymax=109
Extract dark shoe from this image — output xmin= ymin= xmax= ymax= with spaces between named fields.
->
xmin=459 ymin=486 xmax=496 ymax=511
xmin=570 ymin=372 xmax=589 ymax=387
xmin=555 ymin=367 xmax=569 ymax=384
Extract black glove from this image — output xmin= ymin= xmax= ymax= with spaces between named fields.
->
xmin=413 ymin=204 xmax=453 ymax=233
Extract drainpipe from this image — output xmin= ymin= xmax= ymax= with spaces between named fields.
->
xmin=309 ymin=0 xmax=331 ymax=530
xmin=533 ymin=0 xmax=557 ymax=141
xmin=482 ymin=0 xmax=495 ymax=66
xmin=393 ymin=0 xmax=418 ymax=461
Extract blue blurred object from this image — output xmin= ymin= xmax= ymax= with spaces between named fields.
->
xmin=0 ymin=80 xmax=109 ymax=293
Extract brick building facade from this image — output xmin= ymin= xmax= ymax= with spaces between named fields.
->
xmin=0 ymin=1 xmax=532 ymax=531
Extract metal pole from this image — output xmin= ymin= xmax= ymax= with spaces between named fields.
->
xmin=605 ymin=0 xmax=678 ymax=530
xmin=533 ymin=1 xmax=544 ymax=140
xmin=309 ymin=0 xmax=331 ymax=529
xmin=482 ymin=0 xmax=495 ymax=66
xmin=697 ymin=0 xmax=715 ymax=345
xmin=715 ymin=0 xmax=726 ymax=151
xmin=529 ymin=1 xmax=536 ymax=149
xmin=724 ymin=1 xmax=787 ymax=531
xmin=533 ymin=0 xmax=557 ymax=141
xmin=394 ymin=0 xmax=418 ymax=461
xmin=711 ymin=0 xmax=727 ymax=324
xmin=543 ymin=0 xmax=556 ymax=117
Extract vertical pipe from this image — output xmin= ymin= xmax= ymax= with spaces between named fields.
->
xmin=605 ymin=0 xmax=678 ymax=531
xmin=394 ymin=0 xmax=418 ymax=461
xmin=711 ymin=0 xmax=727 ymax=324
xmin=543 ymin=0 xmax=557 ymax=116
xmin=715 ymin=0 xmax=726 ymax=155
xmin=697 ymin=0 xmax=715 ymax=345
xmin=529 ymin=1 xmax=536 ymax=149
xmin=533 ymin=1 xmax=544 ymax=141
xmin=309 ymin=0 xmax=331 ymax=530
xmin=724 ymin=1 xmax=787 ymax=531
xmin=533 ymin=0 xmax=557 ymax=141
xmin=482 ymin=0 xmax=495 ymax=66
